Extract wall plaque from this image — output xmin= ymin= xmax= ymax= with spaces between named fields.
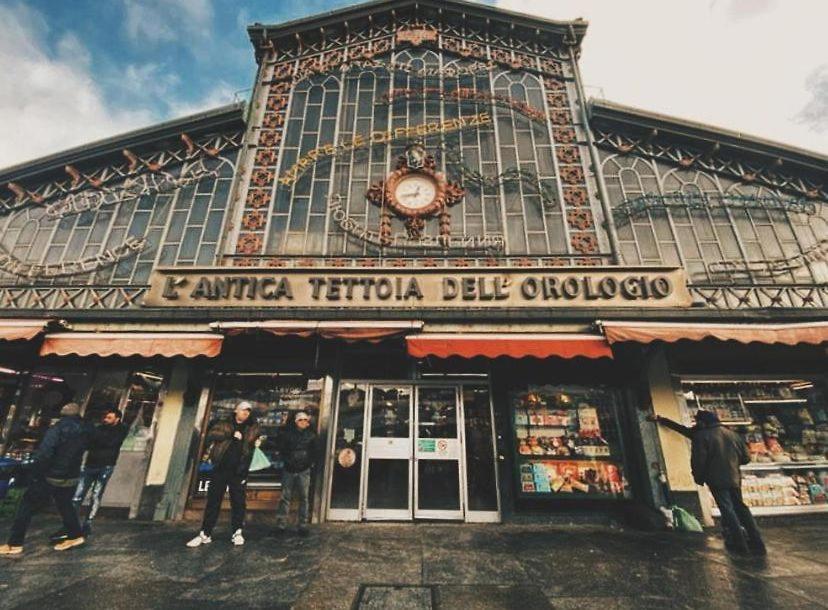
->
xmin=145 ymin=267 xmax=692 ymax=309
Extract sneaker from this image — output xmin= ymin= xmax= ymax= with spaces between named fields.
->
xmin=297 ymin=525 xmax=309 ymax=537
xmin=231 ymin=529 xmax=245 ymax=546
xmin=54 ymin=537 xmax=86 ymax=551
xmin=0 ymin=544 xmax=23 ymax=556
xmin=82 ymin=522 xmax=92 ymax=537
xmin=186 ymin=531 xmax=212 ymax=548
xmin=272 ymin=524 xmax=286 ymax=536
xmin=49 ymin=530 xmax=69 ymax=543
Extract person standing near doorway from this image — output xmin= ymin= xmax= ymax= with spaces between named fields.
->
xmin=74 ymin=407 xmax=127 ymax=534
xmin=274 ymin=411 xmax=319 ymax=536
xmin=651 ymin=410 xmax=767 ymax=555
xmin=0 ymin=403 xmax=90 ymax=556
xmin=187 ymin=401 xmax=260 ymax=548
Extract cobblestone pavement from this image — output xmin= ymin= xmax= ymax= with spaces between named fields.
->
xmin=0 ymin=516 xmax=826 ymax=609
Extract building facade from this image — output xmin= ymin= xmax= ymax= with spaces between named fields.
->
xmin=0 ymin=0 xmax=826 ymax=525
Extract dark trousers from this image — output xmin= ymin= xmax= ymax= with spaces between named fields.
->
xmin=276 ymin=469 xmax=311 ymax=525
xmin=201 ymin=468 xmax=246 ymax=536
xmin=710 ymin=486 xmax=765 ymax=551
xmin=7 ymin=477 xmax=83 ymax=546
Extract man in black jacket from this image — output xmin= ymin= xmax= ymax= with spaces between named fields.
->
xmin=0 ymin=403 xmax=91 ymax=556
xmin=73 ymin=408 xmax=127 ymax=533
xmin=187 ymin=401 xmax=260 ymax=548
xmin=274 ymin=411 xmax=319 ymax=536
xmin=652 ymin=410 xmax=766 ymax=555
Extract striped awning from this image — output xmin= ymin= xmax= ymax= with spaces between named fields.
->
xmin=600 ymin=321 xmax=828 ymax=346
xmin=406 ymin=333 xmax=613 ymax=359
xmin=40 ymin=332 xmax=224 ymax=358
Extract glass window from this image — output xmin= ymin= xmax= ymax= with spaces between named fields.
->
xmin=194 ymin=374 xmax=323 ymax=494
xmin=329 ymin=383 xmax=367 ymax=510
xmin=511 ymin=384 xmax=629 ymax=499
xmin=681 ymin=378 xmax=828 ymax=512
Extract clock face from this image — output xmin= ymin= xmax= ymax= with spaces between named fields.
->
xmin=393 ymin=174 xmax=437 ymax=211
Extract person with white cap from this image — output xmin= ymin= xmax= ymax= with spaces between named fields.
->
xmin=187 ymin=401 xmax=260 ymax=548
xmin=274 ymin=410 xmax=319 ymax=536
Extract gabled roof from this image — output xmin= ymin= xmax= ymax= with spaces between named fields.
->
xmin=248 ymin=0 xmax=587 ymax=59
xmin=589 ymin=98 xmax=827 ymax=179
xmin=0 ymin=102 xmax=246 ymax=186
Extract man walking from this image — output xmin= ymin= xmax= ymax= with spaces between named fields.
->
xmin=652 ymin=410 xmax=766 ymax=555
xmin=0 ymin=403 xmax=90 ymax=556
xmin=73 ymin=407 xmax=127 ymax=534
xmin=274 ymin=411 xmax=319 ymax=536
xmin=187 ymin=401 xmax=259 ymax=548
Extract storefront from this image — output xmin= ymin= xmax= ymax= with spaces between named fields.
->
xmin=0 ymin=0 xmax=825 ymax=530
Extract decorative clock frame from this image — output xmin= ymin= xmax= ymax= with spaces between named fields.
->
xmin=367 ymin=144 xmax=464 ymax=241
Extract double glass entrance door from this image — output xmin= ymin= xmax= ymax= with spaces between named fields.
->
xmin=327 ymin=383 xmax=499 ymax=522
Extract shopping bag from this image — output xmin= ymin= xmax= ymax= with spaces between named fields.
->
xmin=248 ymin=447 xmax=271 ymax=472
xmin=672 ymin=506 xmax=704 ymax=532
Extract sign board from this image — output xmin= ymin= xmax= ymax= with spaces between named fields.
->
xmin=145 ymin=266 xmax=692 ymax=309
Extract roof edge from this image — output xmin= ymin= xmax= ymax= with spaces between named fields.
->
xmin=0 ymin=102 xmax=246 ymax=184
xmin=247 ymin=0 xmax=588 ymax=48
xmin=589 ymin=98 xmax=828 ymax=170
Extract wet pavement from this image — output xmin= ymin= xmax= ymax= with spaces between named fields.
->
xmin=0 ymin=516 xmax=826 ymax=609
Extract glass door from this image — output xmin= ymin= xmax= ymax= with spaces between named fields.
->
xmin=327 ymin=383 xmax=368 ymax=521
xmin=362 ymin=386 xmax=413 ymax=520
xmin=415 ymin=386 xmax=464 ymax=520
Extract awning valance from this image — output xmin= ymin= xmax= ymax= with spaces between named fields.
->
xmin=406 ymin=334 xmax=613 ymax=360
xmin=210 ymin=320 xmax=423 ymax=343
xmin=0 ymin=319 xmax=50 ymax=342
xmin=40 ymin=332 xmax=224 ymax=358
xmin=600 ymin=321 xmax=828 ymax=346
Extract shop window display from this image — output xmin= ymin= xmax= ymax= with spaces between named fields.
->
xmin=681 ymin=378 xmax=828 ymax=515
xmin=195 ymin=373 xmax=322 ymax=495
xmin=511 ymin=385 xmax=630 ymax=499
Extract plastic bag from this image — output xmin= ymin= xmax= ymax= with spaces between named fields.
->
xmin=248 ymin=447 xmax=271 ymax=472
xmin=672 ymin=506 xmax=704 ymax=532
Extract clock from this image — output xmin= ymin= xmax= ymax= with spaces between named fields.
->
xmin=392 ymin=173 xmax=438 ymax=213
xmin=366 ymin=144 xmax=464 ymax=239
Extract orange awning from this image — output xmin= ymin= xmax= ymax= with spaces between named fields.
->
xmin=211 ymin=320 xmax=423 ymax=343
xmin=0 ymin=319 xmax=50 ymax=341
xmin=600 ymin=321 xmax=828 ymax=346
xmin=406 ymin=334 xmax=613 ymax=359
xmin=40 ymin=332 xmax=224 ymax=358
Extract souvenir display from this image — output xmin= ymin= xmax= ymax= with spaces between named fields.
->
xmin=683 ymin=378 xmax=828 ymax=515
xmin=512 ymin=384 xmax=629 ymax=499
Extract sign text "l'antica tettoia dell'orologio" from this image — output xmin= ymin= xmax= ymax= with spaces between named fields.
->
xmin=145 ymin=267 xmax=692 ymax=309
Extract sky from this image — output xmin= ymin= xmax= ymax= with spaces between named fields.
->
xmin=0 ymin=0 xmax=825 ymax=170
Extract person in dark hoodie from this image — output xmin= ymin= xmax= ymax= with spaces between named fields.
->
xmin=73 ymin=407 xmax=127 ymax=534
xmin=187 ymin=401 xmax=260 ymax=548
xmin=651 ymin=409 xmax=766 ymax=555
xmin=0 ymin=402 xmax=91 ymax=556
xmin=274 ymin=410 xmax=319 ymax=536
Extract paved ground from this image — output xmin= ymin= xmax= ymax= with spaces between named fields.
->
xmin=0 ymin=516 xmax=826 ymax=609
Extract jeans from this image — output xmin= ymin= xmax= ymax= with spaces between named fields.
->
xmin=73 ymin=466 xmax=114 ymax=523
xmin=7 ymin=477 xmax=82 ymax=546
xmin=710 ymin=486 xmax=765 ymax=551
xmin=201 ymin=468 xmax=247 ymax=536
xmin=276 ymin=469 xmax=311 ymax=526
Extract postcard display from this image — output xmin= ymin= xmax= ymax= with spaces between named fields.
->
xmin=682 ymin=379 xmax=828 ymax=515
xmin=512 ymin=385 xmax=630 ymax=500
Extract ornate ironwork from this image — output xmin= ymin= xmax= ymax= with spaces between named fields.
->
xmin=0 ymin=285 xmax=148 ymax=310
xmin=689 ymin=284 xmax=828 ymax=309
xmin=1 ymin=131 xmax=243 ymax=214
xmin=594 ymin=128 xmax=826 ymax=201
xmin=612 ymin=193 xmax=818 ymax=227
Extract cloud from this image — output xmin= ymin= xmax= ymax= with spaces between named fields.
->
xmin=713 ymin=0 xmax=779 ymax=21
xmin=0 ymin=2 xmax=154 ymax=169
xmin=796 ymin=64 xmax=828 ymax=134
xmin=122 ymin=0 xmax=214 ymax=45
xmin=495 ymin=0 xmax=828 ymax=154
xmin=167 ymin=81 xmax=240 ymax=119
